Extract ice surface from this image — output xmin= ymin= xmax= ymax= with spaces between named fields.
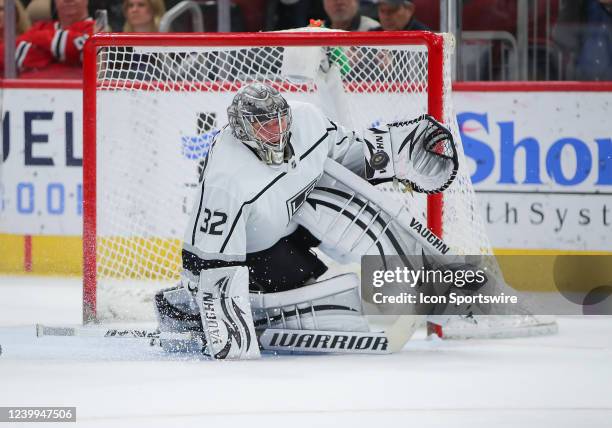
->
xmin=0 ymin=275 xmax=611 ymax=428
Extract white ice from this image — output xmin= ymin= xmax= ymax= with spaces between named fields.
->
xmin=0 ymin=275 xmax=611 ymax=428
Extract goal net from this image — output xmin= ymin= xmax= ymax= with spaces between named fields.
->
xmin=84 ymin=31 xmax=554 ymax=338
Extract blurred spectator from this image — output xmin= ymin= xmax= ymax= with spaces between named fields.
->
xmin=553 ymin=0 xmax=612 ymax=80
xmin=0 ymin=0 xmax=32 ymax=39
xmin=323 ymin=0 xmax=379 ymax=30
xmin=366 ymin=0 xmax=431 ymax=83
xmin=122 ymin=0 xmax=165 ymax=32
xmin=1 ymin=0 xmax=94 ymax=78
xmin=26 ymin=0 xmax=53 ymax=24
xmin=104 ymin=0 xmax=165 ymax=81
xmin=373 ymin=0 xmax=429 ymax=31
xmin=27 ymin=0 xmax=127 ymax=31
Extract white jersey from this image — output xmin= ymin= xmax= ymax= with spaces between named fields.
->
xmin=183 ymin=101 xmax=364 ymax=264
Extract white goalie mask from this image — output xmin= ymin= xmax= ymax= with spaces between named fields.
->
xmin=227 ymin=83 xmax=292 ymax=167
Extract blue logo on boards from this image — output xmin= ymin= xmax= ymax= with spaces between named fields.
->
xmin=458 ymin=112 xmax=611 ymax=187
xmin=181 ymin=129 xmax=220 ymax=160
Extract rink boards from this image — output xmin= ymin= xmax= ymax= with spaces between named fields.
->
xmin=0 ymin=81 xmax=611 ymax=276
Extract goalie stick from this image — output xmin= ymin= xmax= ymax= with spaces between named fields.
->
xmin=36 ymin=324 xmax=395 ymax=355
xmin=36 ymin=324 xmax=188 ymax=339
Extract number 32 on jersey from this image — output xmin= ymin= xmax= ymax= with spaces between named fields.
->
xmin=200 ymin=208 xmax=227 ymax=236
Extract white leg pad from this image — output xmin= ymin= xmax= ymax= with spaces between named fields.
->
xmin=250 ymin=273 xmax=370 ymax=333
xmin=197 ymin=266 xmax=261 ymax=360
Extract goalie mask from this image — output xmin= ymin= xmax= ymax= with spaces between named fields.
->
xmin=228 ymin=83 xmax=292 ymax=167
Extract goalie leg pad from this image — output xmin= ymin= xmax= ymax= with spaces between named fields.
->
xmin=154 ymin=286 xmax=204 ymax=353
xmin=250 ymin=273 xmax=370 ymax=333
xmin=197 ymin=266 xmax=261 ymax=360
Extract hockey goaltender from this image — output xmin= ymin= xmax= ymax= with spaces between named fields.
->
xmin=154 ymin=82 xmax=465 ymax=359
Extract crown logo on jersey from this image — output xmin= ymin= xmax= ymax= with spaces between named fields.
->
xmin=286 ymin=177 xmax=319 ymax=222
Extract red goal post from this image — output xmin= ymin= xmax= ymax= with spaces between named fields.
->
xmin=82 ymin=31 xmax=460 ymax=323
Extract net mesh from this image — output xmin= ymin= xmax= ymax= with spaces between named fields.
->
xmin=91 ymin=32 xmax=492 ymax=321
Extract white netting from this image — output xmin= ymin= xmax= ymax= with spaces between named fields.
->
xmin=91 ymin=32 xmax=492 ymax=321
xmin=439 ymin=34 xmax=493 ymax=255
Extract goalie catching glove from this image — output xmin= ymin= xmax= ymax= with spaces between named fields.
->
xmin=363 ymin=114 xmax=458 ymax=194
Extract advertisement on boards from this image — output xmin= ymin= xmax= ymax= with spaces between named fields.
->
xmin=1 ymin=89 xmax=83 ymax=236
xmin=456 ymin=91 xmax=611 ymax=251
